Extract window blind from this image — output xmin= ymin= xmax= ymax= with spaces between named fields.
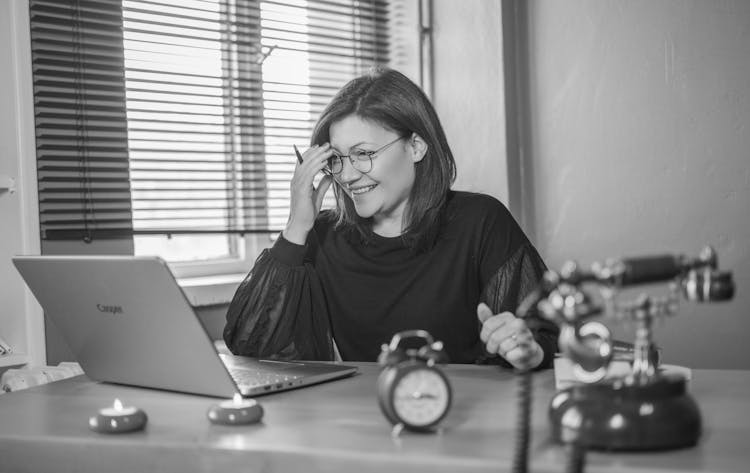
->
xmin=30 ymin=0 xmax=133 ymax=241
xmin=30 ymin=0 xmax=391 ymax=241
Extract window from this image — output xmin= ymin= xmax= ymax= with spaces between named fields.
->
xmin=30 ymin=0 xmax=393 ymax=276
xmin=123 ymin=0 xmax=243 ymax=265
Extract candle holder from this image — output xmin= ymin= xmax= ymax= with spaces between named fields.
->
xmin=207 ymin=393 xmax=264 ymax=426
xmin=89 ymin=398 xmax=148 ymax=434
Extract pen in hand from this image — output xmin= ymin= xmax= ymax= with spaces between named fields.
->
xmin=294 ymin=144 xmax=332 ymax=176
xmin=293 ymin=144 xmax=304 ymax=164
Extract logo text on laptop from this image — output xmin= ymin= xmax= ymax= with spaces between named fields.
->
xmin=96 ymin=304 xmax=123 ymax=315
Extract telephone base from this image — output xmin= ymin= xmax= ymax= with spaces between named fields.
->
xmin=548 ymin=372 xmax=700 ymax=451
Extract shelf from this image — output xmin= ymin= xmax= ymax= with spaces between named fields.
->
xmin=0 ymin=353 xmax=29 ymax=369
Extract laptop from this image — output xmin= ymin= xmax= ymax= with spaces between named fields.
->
xmin=12 ymin=255 xmax=358 ymax=398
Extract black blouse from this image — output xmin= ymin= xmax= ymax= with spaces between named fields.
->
xmin=224 ymin=191 xmax=559 ymax=367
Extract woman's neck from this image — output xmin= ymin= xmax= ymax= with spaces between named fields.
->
xmin=372 ymin=213 xmax=404 ymax=237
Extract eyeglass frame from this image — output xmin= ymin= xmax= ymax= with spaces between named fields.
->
xmin=326 ymin=135 xmax=406 ymax=175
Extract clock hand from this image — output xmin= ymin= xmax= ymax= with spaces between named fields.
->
xmin=395 ymin=391 xmax=438 ymax=401
xmin=411 ymin=391 xmax=438 ymax=400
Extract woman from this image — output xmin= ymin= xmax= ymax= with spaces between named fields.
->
xmin=224 ymin=67 xmax=558 ymax=370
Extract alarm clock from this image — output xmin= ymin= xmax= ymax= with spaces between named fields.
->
xmin=376 ymin=330 xmax=452 ymax=432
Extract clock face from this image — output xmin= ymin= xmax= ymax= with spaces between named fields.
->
xmin=392 ymin=367 xmax=451 ymax=428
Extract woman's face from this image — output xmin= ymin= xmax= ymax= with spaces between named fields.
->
xmin=328 ymin=115 xmax=424 ymax=235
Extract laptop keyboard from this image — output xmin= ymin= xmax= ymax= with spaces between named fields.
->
xmin=228 ymin=367 xmax=302 ymax=389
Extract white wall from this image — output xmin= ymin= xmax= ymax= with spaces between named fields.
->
xmin=0 ymin=0 xmax=45 ymax=368
xmin=431 ymin=0 xmax=509 ymax=203
xmin=524 ymin=0 xmax=750 ymax=368
xmin=431 ymin=0 xmax=750 ymax=369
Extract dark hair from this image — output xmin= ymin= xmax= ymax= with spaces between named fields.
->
xmin=311 ymin=67 xmax=456 ymax=251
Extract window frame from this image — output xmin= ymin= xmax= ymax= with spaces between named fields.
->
xmin=168 ymin=232 xmax=274 ymax=279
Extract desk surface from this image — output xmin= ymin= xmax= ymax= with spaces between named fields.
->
xmin=1 ymin=363 xmax=749 ymax=473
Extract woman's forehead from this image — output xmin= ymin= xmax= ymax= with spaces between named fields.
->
xmin=329 ymin=115 xmax=393 ymax=148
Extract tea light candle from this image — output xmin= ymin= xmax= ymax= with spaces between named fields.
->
xmin=89 ymin=398 xmax=148 ymax=434
xmin=207 ymin=393 xmax=264 ymax=425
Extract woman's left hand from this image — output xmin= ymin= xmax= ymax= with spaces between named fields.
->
xmin=477 ymin=302 xmax=543 ymax=370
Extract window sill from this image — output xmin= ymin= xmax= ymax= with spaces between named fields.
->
xmin=0 ymin=353 xmax=29 ymax=369
xmin=177 ymin=273 xmax=245 ymax=307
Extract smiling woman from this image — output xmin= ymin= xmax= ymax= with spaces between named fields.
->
xmin=326 ymin=117 xmax=421 ymax=238
xmin=223 ymin=67 xmax=559 ymax=369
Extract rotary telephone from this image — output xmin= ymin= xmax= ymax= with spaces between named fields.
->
xmin=513 ymin=246 xmax=735 ymax=472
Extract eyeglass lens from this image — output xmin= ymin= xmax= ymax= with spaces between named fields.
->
xmin=327 ymin=152 xmax=372 ymax=174
xmin=325 ymin=136 xmax=403 ymax=175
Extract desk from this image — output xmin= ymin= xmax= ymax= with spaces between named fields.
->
xmin=1 ymin=363 xmax=748 ymax=473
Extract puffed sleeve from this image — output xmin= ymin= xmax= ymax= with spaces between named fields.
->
xmin=480 ymin=242 xmax=559 ymax=369
xmin=476 ymin=200 xmax=559 ymax=369
xmin=223 ymin=234 xmax=335 ymax=361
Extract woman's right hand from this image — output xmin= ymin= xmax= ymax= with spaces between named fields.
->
xmin=283 ymin=143 xmax=334 ymax=245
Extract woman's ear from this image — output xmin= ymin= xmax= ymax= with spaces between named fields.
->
xmin=409 ymin=133 xmax=428 ymax=163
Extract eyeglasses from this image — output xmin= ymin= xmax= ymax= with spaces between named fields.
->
xmin=326 ymin=136 xmax=404 ymax=175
